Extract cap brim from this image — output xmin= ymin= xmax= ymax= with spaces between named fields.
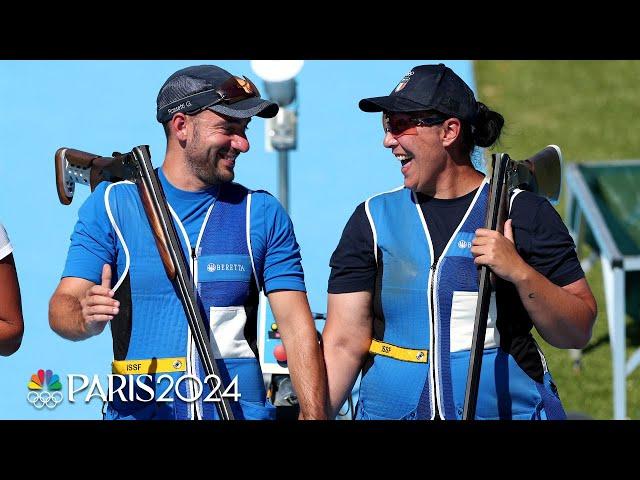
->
xmin=209 ymin=97 xmax=279 ymax=119
xmin=359 ymin=95 xmax=433 ymax=113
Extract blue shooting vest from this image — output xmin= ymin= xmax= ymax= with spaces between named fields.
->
xmin=102 ymin=180 xmax=275 ymax=420
xmin=356 ymin=181 xmax=566 ymax=420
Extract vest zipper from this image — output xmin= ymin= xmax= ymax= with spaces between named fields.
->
xmin=191 ymin=248 xmax=197 ymax=288
xmin=169 ymin=204 xmax=214 ymax=421
xmin=415 ymin=180 xmax=488 ymax=420
xmin=429 ymin=258 xmax=441 ymax=419
xmin=190 ymin=246 xmax=200 ymax=420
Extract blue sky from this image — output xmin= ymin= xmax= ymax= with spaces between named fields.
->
xmin=0 ymin=60 xmax=475 ymax=419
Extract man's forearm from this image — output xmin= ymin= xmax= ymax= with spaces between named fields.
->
xmin=267 ymin=290 xmax=329 ymax=419
xmin=49 ymin=293 xmax=91 ymax=341
xmin=511 ymin=267 xmax=596 ymax=349
xmin=286 ymin=332 xmax=328 ymax=419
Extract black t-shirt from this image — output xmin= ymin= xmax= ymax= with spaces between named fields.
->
xmin=328 ymin=188 xmax=584 ymax=294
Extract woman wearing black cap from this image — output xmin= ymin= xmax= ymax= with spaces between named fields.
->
xmin=322 ymin=64 xmax=597 ymax=420
xmin=0 ymin=222 xmax=23 ymax=356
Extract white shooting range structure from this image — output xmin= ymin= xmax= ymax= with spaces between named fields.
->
xmin=565 ymin=160 xmax=640 ymax=419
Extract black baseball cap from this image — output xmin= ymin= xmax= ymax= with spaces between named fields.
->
xmin=359 ymin=64 xmax=479 ymax=123
xmin=156 ymin=65 xmax=279 ymax=123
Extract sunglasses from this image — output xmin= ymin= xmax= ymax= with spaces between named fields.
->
xmin=212 ymin=75 xmax=261 ymax=105
xmin=159 ymin=76 xmax=262 ymax=123
xmin=382 ymin=113 xmax=447 ymax=138
xmin=190 ymin=76 xmax=261 ymax=115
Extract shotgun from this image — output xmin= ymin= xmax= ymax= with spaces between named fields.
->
xmin=55 ymin=145 xmax=235 ymax=420
xmin=462 ymin=145 xmax=562 ymax=420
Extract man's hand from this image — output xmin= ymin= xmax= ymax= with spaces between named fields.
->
xmin=471 ymin=219 xmax=529 ymax=284
xmin=50 ymin=266 xmax=119 ymax=341
xmin=80 ymin=264 xmax=119 ymax=336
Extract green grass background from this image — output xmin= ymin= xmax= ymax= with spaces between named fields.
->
xmin=475 ymin=60 xmax=640 ymax=419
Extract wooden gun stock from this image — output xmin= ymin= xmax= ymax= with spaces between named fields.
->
xmin=55 ymin=146 xmax=176 ymax=280
xmin=55 ymin=147 xmax=116 ymax=205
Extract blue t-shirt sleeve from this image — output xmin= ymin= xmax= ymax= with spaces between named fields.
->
xmin=252 ymin=191 xmax=306 ymax=294
xmin=61 ymin=182 xmax=116 ymax=284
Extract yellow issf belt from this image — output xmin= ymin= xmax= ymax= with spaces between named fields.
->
xmin=369 ymin=339 xmax=428 ymax=363
xmin=112 ymin=357 xmax=187 ymax=375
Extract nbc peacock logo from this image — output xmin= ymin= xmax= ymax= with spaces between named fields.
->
xmin=27 ymin=369 xmax=63 ymax=410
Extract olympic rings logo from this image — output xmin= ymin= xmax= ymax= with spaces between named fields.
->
xmin=27 ymin=390 xmax=64 ymax=409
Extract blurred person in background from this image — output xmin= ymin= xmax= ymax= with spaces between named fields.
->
xmin=0 ymin=221 xmax=24 ymax=356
